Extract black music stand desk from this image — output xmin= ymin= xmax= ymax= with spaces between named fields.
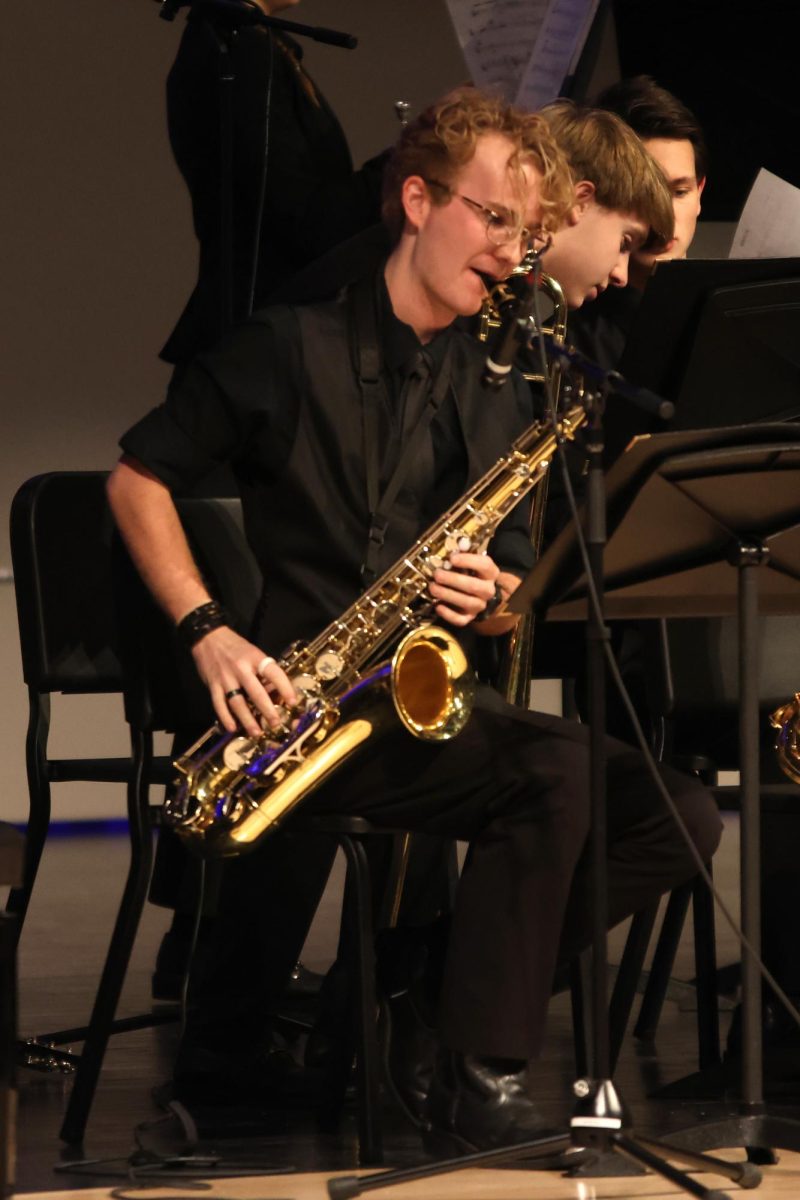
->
xmin=514 ymin=422 xmax=800 ymax=1157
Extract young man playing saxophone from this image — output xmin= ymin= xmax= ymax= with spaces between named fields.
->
xmin=107 ymin=86 xmax=721 ymax=1154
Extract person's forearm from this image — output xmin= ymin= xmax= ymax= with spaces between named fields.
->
xmin=107 ymin=455 xmax=296 ymax=736
xmin=106 ymin=455 xmax=210 ymax=625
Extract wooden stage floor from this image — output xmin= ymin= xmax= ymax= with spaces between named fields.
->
xmin=13 ymin=818 xmax=800 ymax=1198
xmin=20 ymin=1153 xmax=800 ymax=1200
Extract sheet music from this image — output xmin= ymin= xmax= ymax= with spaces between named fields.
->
xmin=516 ymin=0 xmax=599 ymax=110
xmin=729 ymin=168 xmax=800 ymax=259
xmin=445 ymin=0 xmax=550 ymax=102
xmin=445 ymin=0 xmax=599 ymax=108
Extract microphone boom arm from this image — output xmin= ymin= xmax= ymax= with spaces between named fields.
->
xmin=158 ymin=0 xmax=358 ymax=48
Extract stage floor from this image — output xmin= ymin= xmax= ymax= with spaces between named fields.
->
xmin=20 ymin=1153 xmax=800 ymax=1200
xmin=14 ymin=816 xmax=800 ymax=1196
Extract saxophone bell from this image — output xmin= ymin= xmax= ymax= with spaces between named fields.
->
xmin=770 ymin=693 xmax=800 ymax=786
xmin=392 ymin=624 xmax=474 ymax=740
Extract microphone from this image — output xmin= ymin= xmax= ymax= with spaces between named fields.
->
xmin=481 ymin=243 xmax=550 ymax=390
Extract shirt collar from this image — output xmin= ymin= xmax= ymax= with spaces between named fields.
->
xmin=376 ymin=271 xmax=453 ymax=379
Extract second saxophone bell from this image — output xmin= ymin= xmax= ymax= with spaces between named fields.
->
xmin=770 ymin=693 xmax=800 ymax=786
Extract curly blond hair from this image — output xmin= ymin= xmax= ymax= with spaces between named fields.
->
xmin=382 ymin=86 xmax=574 ymax=243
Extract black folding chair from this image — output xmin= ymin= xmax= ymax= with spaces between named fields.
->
xmin=631 ymin=615 xmax=800 ymax=1063
xmin=49 ymin=484 xmax=396 ymax=1162
xmin=9 ymin=472 xmax=176 ymax=1080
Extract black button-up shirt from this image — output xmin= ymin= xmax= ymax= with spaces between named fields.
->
xmin=122 ymin=272 xmax=537 ymax=652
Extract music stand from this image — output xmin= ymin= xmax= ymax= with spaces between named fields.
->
xmin=515 ymin=422 xmax=800 ymax=1161
xmin=602 ymin=258 xmax=800 ymax=465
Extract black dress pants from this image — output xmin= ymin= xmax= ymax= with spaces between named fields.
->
xmin=185 ymin=685 xmax=722 ymax=1062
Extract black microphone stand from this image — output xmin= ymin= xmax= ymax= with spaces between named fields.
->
xmin=326 ymin=347 xmax=762 ymax=1200
xmin=159 ymin=0 xmax=358 ymax=49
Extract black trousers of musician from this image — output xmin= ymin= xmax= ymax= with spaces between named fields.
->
xmin=183 ymin=686 xmax=722 ymax=1064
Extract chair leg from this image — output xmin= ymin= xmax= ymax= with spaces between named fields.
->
xmin=608 ymin=902 xmax=659 ymax=1073
xmin=633 ymin=880 xmax=693 ymax=1042
xmin=339 ymin=835 xmax=383 ymax=1166
xmin=691 ymin=864 xmax=721 ymax=1068
xmin=7 ymin=692 xmax=52 ymax=941
xmin=59 ymin=728 xmax=155 ymax=1145
xmin=0 ymin=914 xmax=18 ymax=1196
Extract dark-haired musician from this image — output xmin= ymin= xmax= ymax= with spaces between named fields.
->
xmin=108 ymin=86 xmax=721 ymax=1153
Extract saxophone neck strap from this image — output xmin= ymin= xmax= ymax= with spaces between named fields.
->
xmin=349 ymin=273 xmax=454 ymax=583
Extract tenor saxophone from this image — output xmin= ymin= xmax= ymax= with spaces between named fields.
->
xmin=165 ymin=354 xmax=585 ymax=859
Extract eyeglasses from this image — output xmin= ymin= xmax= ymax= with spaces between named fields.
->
xmin=423 ymin=176 xmax=545 ymax=250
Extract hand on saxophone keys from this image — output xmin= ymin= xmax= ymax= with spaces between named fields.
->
xmin=190 ymin=625 xmax=297 ymax=736
xmin=428 ymin=550 xmax=502 ymax=627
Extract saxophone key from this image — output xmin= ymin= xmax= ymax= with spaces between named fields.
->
xmin=315 ymin=650 xmax=346 ymax=680
xmin=222 ymin=736 xmax=258 ymax=772
xmin=292 ymin=673 xmax=320 ymax=699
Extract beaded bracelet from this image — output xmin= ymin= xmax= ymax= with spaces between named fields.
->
xmin=176 ymin=600 xmax=230 ymax=649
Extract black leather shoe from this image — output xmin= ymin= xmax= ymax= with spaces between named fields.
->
xmin=380 ymin=987 xmax=438 ymax=1126
xmin=374 ymin=924 xmax=443 ymax=1125
xmin=303 ymin=983 xmax=437 ymax=1125
xmin=422 ymin=1050 xmax=566 ymax=1157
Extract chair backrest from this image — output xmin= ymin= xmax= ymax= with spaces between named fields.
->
xmin=114 ymin=495 xmax=263 ymax=736
xmin=10 ymin=472 xmax=123 ymax=694
xmin=647 ymin=615 xmax=800 ymax=770
xmin=10 ymin=471 xmax=263 ymax=735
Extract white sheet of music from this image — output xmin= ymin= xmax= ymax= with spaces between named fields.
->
xmin=515 ymin=0 xmax=599 ymax=110
xmin=729 ymin=168 xmax=800 ymax=259
xmin=445 ymin=0 xmax=599 ymax=107
xmin=445 ymin=0 xmax=550 ymax=102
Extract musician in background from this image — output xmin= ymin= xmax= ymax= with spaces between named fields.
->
xmin=162 ymin=0 xmax=386 ymax=366
xmin=524 ymin=99 xmax=687 ymax=553
xmin=568 ymin=76 xmax=706 ymax=368
xmin=108 ymin=87 xmax=720 ymax=1151
xmin=534 ymin=101 xmax=676 ymax=313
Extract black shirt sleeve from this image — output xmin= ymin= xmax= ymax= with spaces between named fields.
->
xmin=122 ymin=308 xmax=304 ymax=492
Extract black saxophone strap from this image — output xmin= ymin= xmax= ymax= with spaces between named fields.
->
xmin=350 ymin=275 xmax=454 ymax=583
